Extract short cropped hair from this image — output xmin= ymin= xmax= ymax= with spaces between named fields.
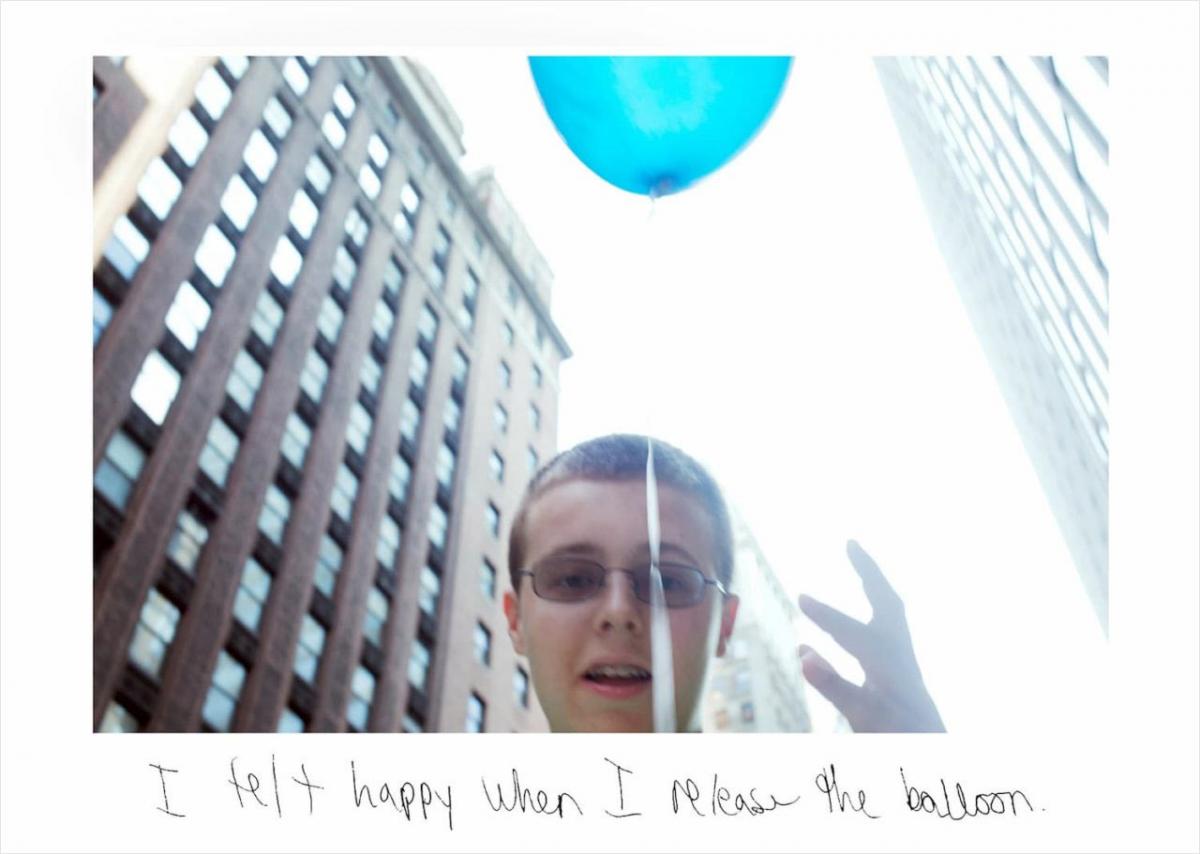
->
xmin=507 ymin=434 xmax=734 ymax=593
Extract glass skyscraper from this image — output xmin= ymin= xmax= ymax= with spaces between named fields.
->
xmin=875 ymin=57 xmax=1109 ymax=630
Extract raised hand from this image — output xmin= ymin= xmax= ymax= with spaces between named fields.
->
xmin=797 ymin=540 xmax=945 ymax=733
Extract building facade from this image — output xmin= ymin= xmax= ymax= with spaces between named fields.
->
xmin=701 ymin=511 xmax=812 ymax=733
xmin=93 ymin=55 xmax=569 ymax=733
xmin=875 ymin=57 xmax=1109 ymax=630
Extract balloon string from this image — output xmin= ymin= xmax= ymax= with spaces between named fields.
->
xmin=640 ymin=189 xmax=675 ymax=732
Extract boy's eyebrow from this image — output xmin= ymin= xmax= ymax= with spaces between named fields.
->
xmin=631 ymin=540 xmax=703 ymax=568
xmin=538 ymin=541 xmax=704 ymax=567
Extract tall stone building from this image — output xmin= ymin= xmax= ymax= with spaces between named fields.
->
xmin=876 ymin=57 xmax=1109 ymax=630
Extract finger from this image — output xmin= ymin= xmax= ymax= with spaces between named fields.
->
xmin=798 ymin=594 xmax=872 ymax=660
xmin=797 ymin=645 xmax=867 ymax=725
xmin=846 ymin=540 xmax=904 ymax=619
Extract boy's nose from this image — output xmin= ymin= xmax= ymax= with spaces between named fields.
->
xmin=595 ymin=570 xmax=645 ymax=634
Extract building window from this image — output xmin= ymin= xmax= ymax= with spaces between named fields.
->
xmin=408 ymin=638 xmax=431 ymax=691
xmin=486 ymin=503 xmax=500 ymax=538
xmin=532 ymin=363 xmax=543 ymax=388
xmin=385 ymin=100 xmax=401 ymax=128
xmin=164 ymin=281 xmax=212 ymax=350
xmin=429 ymin=225 xmax=451 ymax=289
xmin=220 ymin=55 xmax=250 ymax=80
xmin=332 ymin=244 xmax=357 ymax=292
xmin=202 ymin=650 xmax=246 ymax=732
xmin=473 ymin=229 xmax=485 ymax=258
xmin=529 ymin=403 xmax=541 ymax=431
xmin=332 ymin=82 xmax=356 ymax=117
xmin=345 ymin=204 xmax=370 ymax=248
xmin=128 ymin=587 xmax=180 ymax=679
xmin=489 ymin=450 xmax=504 ymax=483
xmin=514 ymin=667 xmax=530 ymax=708
xmin=250 ymin=288 xmax=284 ymax=346
xmin=316 ymin=294 xmax=345 ymax=345
xmin=195 ymin=223 xmax=237 ymax=288
xmin=408 ymin=347 xmax=430 ymax=391
xmin=293 ymin=613 xmax=326 ymax=682
xmin=101 ymin=216 xmax=149 ymax=281
xmin=427 ymin=504 xmax=448 ymax=550
xmin=466 ymin=693 xmax=486 ymax=733
xmin=395 ymin=182 xmax=421 ymax=244
xmin=288 ymin=187 xmax=320 ymax=239
xmin=197 ymin=416 xmax=239 ymax=487
xmin=507 ymin=280 xmax=519 ymax=308
xmin=474 ymin=623 xmax=492 ymax=666
xmin=493 ymin=402 xmax=508 ymax=434
xmin=452 ymin=348 xmax=469 ymax=386
xmin=225 ymin=349 xmax=265 ymax=413
xmin=481 ymin=558 xmax=497 ymax=600
xmin=399 ymin=397 xmax=421 ymax=444
xmin=167 ymin=107 xmax=208 ymax=167
xmin=299 ymin=349 xmax=330 ymax=404
xmin=368 ymin=133 xmax=390 ymax=170
xmin=243 ymin=129 xmax=278 ymax=183
xmin=282 ymin=57 xmax=310 ymax=96
xmin=98 ymin=700 xmax=140 ymax=733
xmin=345 ymin=401 xmax=373 ymax=455
xmin=498 ymin=361 xmax=511 ymax=389
xmin=416 ymin=145 xmax=431 ymax=173
xmin=232 ymin=556 xmax=272 ymax=632
xmin=267 ymin=235 xmax=302 ymax=289
xmin=130 ymin=349 xmax=181 ymax=425
xmin=435 ymin=443 xmax=456 ymax=490
xmin=165 ymin=508 xmax=208 ymax=574
xmin=279 ymin=411 xmax=312 ymax=469
xmin=278 ymin=707 xmax=305 ymax=733
xmin=305 ymin=151 xmax=332 ymax=196
xmin=389 ymin=454 xmax=412 ymax=503
xmin=401 ymin=713 xmax=423 ymax=733
xmin=417 ymin=304 xmax=439 ymax=345
xmin=419 ymin=565 xmax=440 ymax=617
xmin=360 ymin=353 xmax=383 ymax=396
xmin=357 ymin=163 xmax=381 ymax=200
xmin=330 ymin=463 xmax=359 ymax=524
xmin=371 ymin=300 xmax=395 ymax=343
xmin=445 ymin=189 xmax=459 ymax=219
xmin=195 ymin=65 xmax=232 ymax=121
xmin=262 ymin=95 xmax=292 ymax=140
xmin=442 ymin=396 xmax=461 ymax=434
xmin=137 ymin=157 xmax=182 ymax=222
xmin=376 ymin=514 xmax=402 ymax=569
xmin=526 ymin=446 xmax=539 ymax=478
xmin=321 ymin=110 xmax=347 ymax=149
xmin=313 ymin=534 xmax=342 ymax=597
xmin=502 ymin=322 xmax=514 ymax=347
xmin=94 ymin=430 xmax=146 ymax=511
xmin=363 ymin=587 xmax=390 ymax=646
xmin=383 ymin=256 xmax=406 ymax=298
xmin=258 ymin=483 xmax=290 ymax=545
xmin=94 ymin=289 xmax=114 ymax=345
xmin=346 ymin=666 xmax=375 ymax=731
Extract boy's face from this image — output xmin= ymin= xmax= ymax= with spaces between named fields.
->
xmin=503 ymin=477 xmax=738 ymax=732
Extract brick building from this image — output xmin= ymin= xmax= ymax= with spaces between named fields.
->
xmin=92 ymin=55 xmax=569 ymax=732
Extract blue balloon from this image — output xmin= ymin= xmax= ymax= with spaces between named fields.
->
xmin=529 ymin=56 xmax=792 ymax=196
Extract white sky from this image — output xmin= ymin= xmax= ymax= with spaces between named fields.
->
xmin=417 ymin=52 xmax=1110 ymax=733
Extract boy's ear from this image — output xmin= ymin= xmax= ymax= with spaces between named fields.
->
xmin=715 ymin=594 xmax=739 ymax=657
xmin=503 ymin=590 xmax=526 ymax=656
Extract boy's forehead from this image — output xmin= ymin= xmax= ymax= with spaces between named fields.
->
xmin=523 ymin=476 xmax=716 ymax=562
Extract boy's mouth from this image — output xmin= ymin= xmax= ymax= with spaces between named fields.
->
xmin=582 ymin=663 xmax=652 ymax=699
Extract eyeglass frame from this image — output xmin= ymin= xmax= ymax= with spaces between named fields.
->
xmin=514 ymin=557 xmax=730 ymax=608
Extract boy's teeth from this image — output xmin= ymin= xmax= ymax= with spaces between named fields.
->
xmin=588 ymin=665 xmax=650 ymax=679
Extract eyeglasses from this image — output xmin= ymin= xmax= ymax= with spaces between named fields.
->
xmin=516 ymin=557 xmax=728 ymax=608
